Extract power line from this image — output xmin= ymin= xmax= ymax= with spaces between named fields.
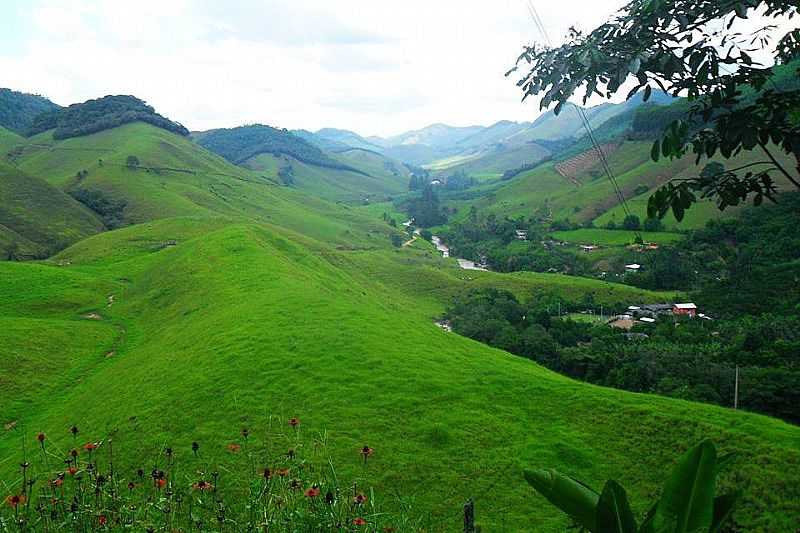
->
xmin=521 ymin=0 xmax=642 ymax=240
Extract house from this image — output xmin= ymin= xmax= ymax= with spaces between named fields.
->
xmin=640 ymin=316 xmax=656 ymax=324
xmin=673 ymin=303 xmax=697 ymax=317
xmin=515 ymin=230 xmax=528 ymax=241
xmin=580 ymin=245 xmax=599 ymax=252
xmin=625 ymin=263 xmax=641 ymax=273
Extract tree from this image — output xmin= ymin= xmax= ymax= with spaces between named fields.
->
xmin=509 ymin=1 xmax=800 ymax=221
xmin=126 ymin=155 xmax=140 ymax=168
xmin=390 ymin=234 xmax=403 ymax=248
xmin=622 ymin=214 xmax=641 ymax=231
xmin=643 ymin=217 xmax=664 ymax=232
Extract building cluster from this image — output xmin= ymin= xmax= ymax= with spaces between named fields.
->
xmin=608 ymin=302 xmax=711 ymax=330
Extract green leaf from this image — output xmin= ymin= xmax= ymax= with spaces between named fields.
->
xmin=651 ymin=140 xmax=660 ymax=161
xmin=596 ymin=480 xmax=637 ymax=533
xmin=643 ymin=85 xmax=652 ymax=102
xmin=653 ymin=440 xmax=717 ymax=533
xmin=709 ymin=492 xmax=740 ymax=533
xmin=524 ymin=469 xmax=599 ymax=531
xmin=638 ymin=501 xmax=659 ymax=533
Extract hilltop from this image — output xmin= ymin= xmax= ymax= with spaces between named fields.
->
xmin=0 ymin=88 xmax=60 ymax=134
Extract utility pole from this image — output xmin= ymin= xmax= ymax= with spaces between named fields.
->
xmin=734 ymin=366 xmax=739 ymax=410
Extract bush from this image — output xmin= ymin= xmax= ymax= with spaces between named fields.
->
xmin=621 ymin=214 xmax=641 ymax=230
xmin=390 ymin=234 xmax=404 ymax=247
xmin=643 ymin=217 xmax=664 ymax=232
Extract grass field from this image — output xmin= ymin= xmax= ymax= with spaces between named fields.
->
xmin=1 ymin=122 xmax=799 ymax=531
xmin=551 ymin=228 xmax=684 ymax=246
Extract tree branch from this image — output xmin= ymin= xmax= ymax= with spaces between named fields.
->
xmin=759 ymin=142 xmax=800 ymax=189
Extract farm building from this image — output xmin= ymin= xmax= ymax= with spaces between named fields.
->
xmin=625 ymin=263 xmax=641 ymax=273
xmin=673 ymin=303 xmax=698 ymax=317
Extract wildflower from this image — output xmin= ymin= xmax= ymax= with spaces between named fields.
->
xmin=288 ymin=417 xmax=300 ymax=427
xmin=353 ymin=517 xmax=367 ymax=526
xmin=83 ymin=442 xmax=98 ymax=452
xmin=226 ymin=443 xmax=241 ymax=453
xmin=192 ymin=480 xmax=213 ymax=491
xmin=276 ymin=468 xmax=289 ymax=477
xmin=241 ymin=428 xmax=249 ymax=439
xmin=360 ymin=445 xmax=374 ymax=464
xmin=304 ymin=487 xmax=320 ymax=498
xmin=155 ymin=478 xmax=166 ymax=489
xmin=152 ymin=469 xmax=165 ymax=480
xmin=98 ymin=515 xmax=107 ymax=526
xmin=191 ymin=441 xmax=199 ymax=455
xmin=354 ymin=493 xmax=367 ymax=505
xmin=70 ymin=426 xmax=79 ymax=436
xmin=5 ymin=495 xmax=26 ymax=508
xmin=262 ymin=468 xmax=272 ymax=480
xmin=37 ymin=432 xmax=46 ymax=444
xmin=70 ymin=448 xmax=79 ymax=458
xmin=67 ymin=467 xmax=78 ymax=476
xmin=127 ymin=482 xmax=136 ymax=491
xmin=51 ymin=478 xmax=64 ymax=488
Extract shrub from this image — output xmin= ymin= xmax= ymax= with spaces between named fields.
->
xmin=622 ymin=214 xmax=641 ymax=231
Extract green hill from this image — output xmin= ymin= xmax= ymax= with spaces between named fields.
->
xmin=450 ymin=139 xmax=798 ymax=230
xmin=2 ymin=209 xmax=798 ymax=530
xmin=0 ymin=126 xmax=22 ymax=153
xmin=27 ymin=95 xmax=189 ymax=139
xmin=0 ymin=161 xmax=104 ymax=259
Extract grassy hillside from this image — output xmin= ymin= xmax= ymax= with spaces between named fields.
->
xmin=452 ymin=140 xmax=797 ymax=230
xmin=244 ymin=151 xmax=407 ymax=204
xmin=7 ymin=122 xmax=399 ymax=247
xmin=0 ymin=126 xmax=22 ymax=153
xmin=1 ymin=213 xmax=798 ymax=531
xmin=0 ymin=161 xmax=104 ymax=258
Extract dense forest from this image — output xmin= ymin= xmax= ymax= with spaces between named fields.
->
xmin=445 ymin=288 xmax=799 ymax=423
xmin=0 ymin=88 xmax=59 ymax=134
xmin=26 ymin=95 xmax=189 ymax=139
xmin=196 ymin=124 xmax=367 ymax=174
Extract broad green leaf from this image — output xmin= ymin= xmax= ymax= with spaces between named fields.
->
xmin=653 ymin=440 xmax=717 ymax=533
xmin=651 ymin=140 xmax=660 ymax=161
xmin=524 ymin=469 xmax=599 ymax=531
xmin=596 ymin=480 xmax=637 ymax=533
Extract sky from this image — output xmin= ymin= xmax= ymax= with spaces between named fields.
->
xmin=2 ymin=0 xmax=635 ymax=136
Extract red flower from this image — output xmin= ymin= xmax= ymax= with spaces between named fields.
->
xmin=360 ymin=445 xmax=374 ymax=463
xmin=304 ymin=487 xmax=320 ymax=498
xmin=288 ymin=417 xmax=300 ymax=427
xmin=67 ymin=467 xmax=78 ymax=476
xmin=353 ymin=517 xmax=367 ymax=526
xmin=83 ymin=442 xmax=98 ymax=452
xmin=98 ymin=515 xmax=107 ymax=526
xmin=36 ymin=433 xmax=46 ymax=443
xmin=354 ymin=493 xmax=368 ymax=505
xmin=155 ymin=478 xmax=166 ymax=489
xmin=51 ymin=478 xmax=64 ymax=488
xmin=192 ymin=480 xmax=213 ymax=491
xmin=226 ymin=443 xmax=241 ymax=453
xmin=5 ymin=495 xmax=26 ymax=508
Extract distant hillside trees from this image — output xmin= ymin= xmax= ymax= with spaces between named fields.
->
xmin=197 ymin=125 xmax=367 ymax=175
xmin=69 ymin=188 xmax=127 ymax=229
xmin=278 ymin=165 xmax=295 ymax=186
xmin=27 ymin=95 xmax=189 ymax=139
xmin=510 ymin=0 xmax=800 ymax=220
xmin=621 ymin=214 xmax=641 ymax=231
xmin=0 ymin=88 xmax=60 ymax=134
xmin=125 ymin=155 xmax=140 ymax=168
xmin=407 ymin=185 xmax=447 ymax=227
xmin=502 ymin=160 xmax=547 ymax=180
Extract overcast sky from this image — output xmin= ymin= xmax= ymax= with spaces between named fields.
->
xmin=1 ymin=0 xmax=633 ymax=136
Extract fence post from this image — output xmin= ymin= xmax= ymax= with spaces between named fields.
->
xmin=464 ymin=498 xmax=475 ymax=533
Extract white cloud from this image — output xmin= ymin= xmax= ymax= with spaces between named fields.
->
xmin=1 ymin=0 xmax=633 ymax=136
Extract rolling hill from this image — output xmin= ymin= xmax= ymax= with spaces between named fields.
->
xmin=0 ymin=106 xmax=799 ymax=531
